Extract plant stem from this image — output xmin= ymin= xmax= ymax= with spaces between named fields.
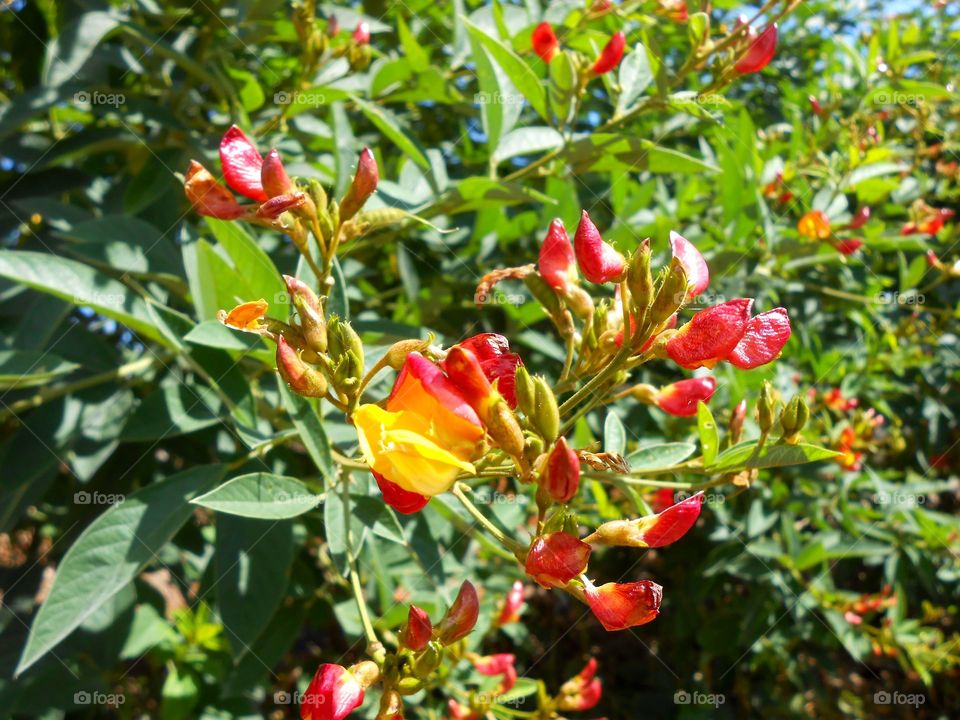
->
xmin=451 ymin=483 xmax=525 ymax=555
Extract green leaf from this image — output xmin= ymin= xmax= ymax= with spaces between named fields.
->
xmin=698 ymin=402 xmax=720 ymax=467
xmin=204 ymin=218 xmax=286 ymax=306
xmin=397 ymin=15 xmax=430 ymax=72
xmin=492 ymin=126 xmax=564 ymax=166
xmin=354 ymin=98 xmax=431 ymax=173
xmin=616 ymin=43 xmax=653 ymax=114
xmin=191 ymin=472 xmax=321 ymax=519
xmin=0 ymin=350 xmax=79 ymax=389
xmin=627 ymin=442 xmax=697 ymax=471
xmin=278 ymin=383 xmax=335 ymax=481
xmin=15 ymin=464 xmax=225 ymax=675
xmin=121 ymin=382 xmax=222 ymax=441
xmin=464 ymin=18 xmax=547 ymax=121
xmin=43 ymin=11 xmax=123 ymax=87
xmin=604 ymin=411 xmax=627 ymax=456
xmin=183 ymin=320 xmax=263 ymax=353
xmin=0 ymin=250 xmax=171 ymax=346
xmin=712 ymin=442 xmax=842 ymax=471
xmin=215 ymin=514 xmax=294 ymax=657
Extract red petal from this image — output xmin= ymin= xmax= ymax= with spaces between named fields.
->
xmin=630 ymin=491 xmax=704 ymax=547
xmin=389 ymin=352 xmax=483 ymax=428
xmin=525 ymin=532 xmax=591 ymax=588
xmin=373 ymin=471 xmax=429 ymax=514
xmin=726 ymin=307 xmax=791 ymax=369
xmin=656 ymin=377 xmax=717 ymax=417
xmin=531 ymin=22 xmax=559 ymax=62
xmin=452 ymin=333 xmax=522 ymax=408
xmin=735 ymin=24 xmax=777 ymax=74
xmin=261 ymin=148 xmax=294 ymax=198
xmin=666 ymin=298 xmax=753 ymax=369
xmin=574 ymin=210 xmax=625 ymax=284
xmin=669 ymin=231 xmax=709 ymax=299
xmin=301 ymin=664 xmax=364 ymax=720
xmin=400 ymin=604 xmax=433 ymax=651
xmin=220 ymin=125 xmax=267 ymax=201
xmin=584 ymin=579 xmax=662 ymax=631
xmin=592 ymin=31 xmax=626 ymax=74
xmin=184 ymin=160 xmax=251 ymax=219
xmin=538 ymin=218 xmax=576 ymax=291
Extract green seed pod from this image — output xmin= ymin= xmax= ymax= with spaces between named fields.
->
xmin=533 ymin=377 xmax=560 ymax=442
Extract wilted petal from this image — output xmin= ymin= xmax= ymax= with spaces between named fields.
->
xmin=400 ymin=604 xmax=433 ymax=651
xmin=184 ymin=160 xmax=251 ymax=220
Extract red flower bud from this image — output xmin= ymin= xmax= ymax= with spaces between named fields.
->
xmin=848 ymin=206 xmax=871 ymax=230
xmin=373 ymin=471 xmax=429 ymax=514
xmin=437 ymin=581 xmax=479 ymax=643
xmin=557 ymin=658 xmax=602 ymax=711
xmin=834 ymin=238 xmax=863 ymax=255
xmin=655 ymin=376 xmax=717 ymax=417
xmin=277 ymin=336 xmax=328 ymax=397
xmin=262 ymin=148 xmax=294 ymax=198
xmin=583 ymin=578 xmax=662 ymax=631
xmin=256 ymin=192 xmax=308 ymax=219
xmin=726 ymin=307 xmax=791 ymax=369
xmin=666 ymin=298 xmax=753 ymax=369
xmin=808 ymin=95 xmax=824 ymax=116
xmin=541 ymin=437 xmax=581 ymax=502
xmin=497 ymin=580 xmax=525 ymax=626
xmin=220 ymin=125 xmax=267 ymax=202
xmin=735 ymin=24 xmax=777 ymax=75
xmin=400 ymin=605 xmax=433 ymax=651
xmin=524 ymin=532 xmax=591 ymax=588
xmin=797 ymin=210 xmax=831 ymax=240
xmin=927 ymin=250 xmax=940 ymax=267
xmin=669 ymin=231 xmax=709 ymax=300
xmin=586 ymin=492 xmax=704 ymax=548
xmin=531 ymin=22 xmax=559 ymax=63
xmin=473 ymin=653 xmax=517 ymax=693
xmin=538 ymin=218 xmax=577 ymax=292
xmin=592 ymin=31 xmax=626 ymax=75
xmin=448 ymin=333 xmax=522 ymax=409
xmin=300 ymin=663 xmax=364 ymax=720
xmin=353 ymin=21 xmax=371 ymax=45
xmin=184 ymin=161 xmax=251 ymax=220
xmin=340 ymin=148 xmax=379 ymax=221
xmin=574 ymin=210 xmax=625 ymax=283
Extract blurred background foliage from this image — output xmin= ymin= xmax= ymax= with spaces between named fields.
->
xmin=0 ymin=0 xmax=958 ymax=718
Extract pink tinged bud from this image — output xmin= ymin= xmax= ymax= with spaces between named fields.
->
xmin=583 ymin=578 xmax=663 ymax=631
xmin=655 ymin=376 xmax=717 ymax=417
xmin=256 ymin=192 xmax=308 ymax=219
xmin=524 ymin=532 xmax=591 ymax=588
xmin=340 ymin=148 xmax=379 ymax=221
xmin=261 ymin=148 xmax=294 ymax=198
xmin=220 ymin=125 xmax=267 ymax=201
xmin=437 ymin=581 xmax=479 ymax=643
xmin=400 ymin=605 xmax=433 ymax=651
xmin=665 ymin=298 xmax=754 ymax=369
xmin=542 ymin=437 xmax=581 ymax=502
xmin=184 ymin=161 xmax=251 ymax=220
xmin=373 ymin=471 xmax=429 ymax=514
xmin=808 ymin=95 xmax=824 ymax=116
xmin=735 ymin=24 xmax=777 ymax=74
xmin=300 ymin=663 xmax=364 ymax=720
xmin=557 ymin=658 xmax=602 ymax=711
xmin=353 ymin=21 xmax=371 ymax=44
xmin=834 ymin=238 xmax=863 ymax=255
xmin=450 ymin=333 xmax=522 ymax=409
xmin=726 ymin=307 xmax=791 ymax=369
xmin=277 ymin=336 xmax=327 ymax=397
xmin=497 ymin=580 xmax=525 ymax=625
xmin=538 ymin=218 xmax=577 ymax=291
xmin=574 ymin=210 xmax=625 ymax=284
xmin=327 ymin=14 xmax=340 ymax=36
xmin=284 ymin=274 xmax=321 ymax=315
xmin=531 ymin=22 xmax=559 ymax=63
xmin=669 ymin=231 xmax=709 ymax=300
xmin=587 ymin=492 xmax=704 ymax=548
xmin=849 ymin=206 xmax=871 ymax=229
xmin=592 ymin=31 xmax=626 ymax=75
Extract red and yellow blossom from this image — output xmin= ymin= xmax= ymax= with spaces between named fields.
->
xmin=556 ymin=658 xmax=602 ymax=712
xmin=354 ymin=352 xmax=485 ymax=499
xmin=583 ymin=578 xmax=663 ymax=631
xmin=655 ymin=376 xmax=717 ymax=417
xmin=444 ymin=333 xmax=522 ymax=409
xmin=525 ymin=532 xmax=591 ymax=588
xmin=300 ymin=663 xmax=368 ymax=720
xmin=531 ymin=22 xmax=559 ymax=62
xmin=797 ymin=209 xmax=832 ymax=239
xmin=586 ymin=492 xmax=704 ymax=548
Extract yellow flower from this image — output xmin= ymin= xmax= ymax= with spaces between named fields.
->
xmin=354 ymin=352 xmax=485 ymax=497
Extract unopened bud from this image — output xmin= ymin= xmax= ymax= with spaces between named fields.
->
xmin=396 ymin=677 xmax=423 ymax=696
xmin=284 ymin=275 xmax=327 ymax=352
xmin=340 ymin=148 xmax=379 ymax=221
xmin=779 ymin=394 xmax=809 ymax=442
xmin=626 ymin=240 xmax=653 ymax=319
xmin=399 ymin=605 xmax=432 ymax=651
xmin=626 ymin=383 xmax=658 ymax=405
xmin=256 ymin=192 xmax=308 ymax=219
xmin=261 ymin=148 xmax=294 ymax=198
xmin=436 ymin=580 xmax=479 ymax=644
xmin=758 ymin=381 xmax=777 ymax=434
xmin=564 ymin=285 xmax=595 ymax=319
xmin=730 ymin=399 xmax=747 ymax=444
xmin=533 ymin=377 xmax=560 ymax=442
xmin=377 ymin=690 xmax=404 ymax=720
xmin=348 ymin=660 xmax=381 ymax=689
xmin=413 ymin=640 xmax=443 ymax=678
xmin=540 ymin=437 xmax=580 ymax=503
xmin=385 ymin=339 xmax=431 ymax=370
xmin=276 ymin=337 xmax=327 ymax=397
xmin=649 ymin=258 xmax=688 ymax=325
xmin=515 ymin=365 xmax=536 ymax=418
